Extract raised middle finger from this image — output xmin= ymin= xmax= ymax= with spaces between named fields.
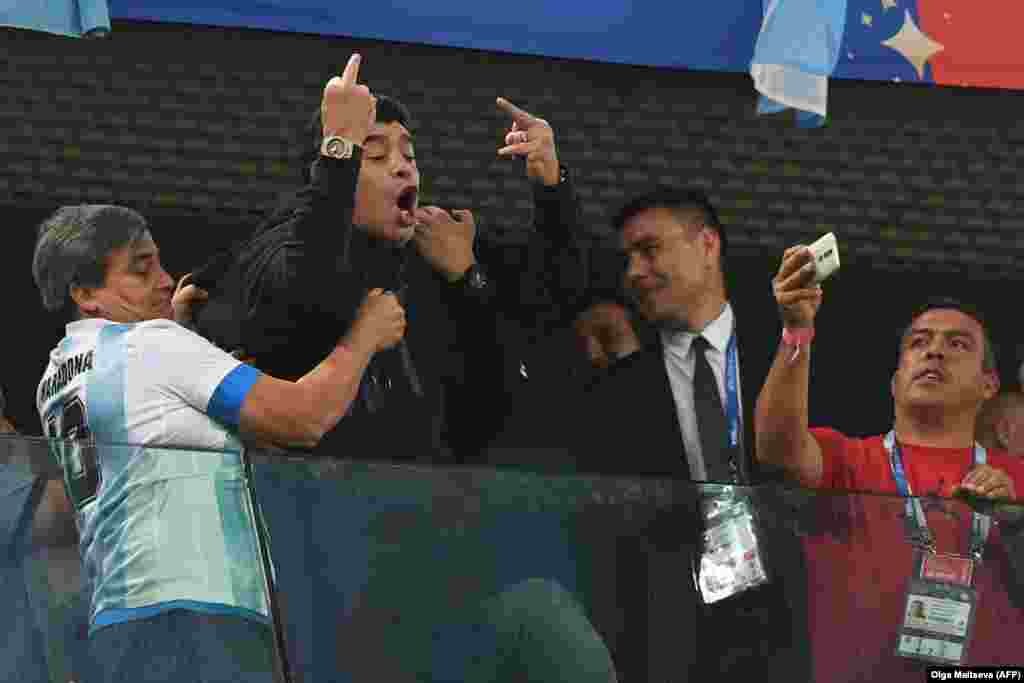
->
xmin=340 ymin=53 xmax=362 ymax=87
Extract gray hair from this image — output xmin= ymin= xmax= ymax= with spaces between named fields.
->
xmin=32 ymin=205 xmax=149 ymax=315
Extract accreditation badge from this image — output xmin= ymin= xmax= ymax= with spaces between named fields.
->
xmin=895 ymin=551 xmax=977 ymax=666
xmin=694 ymin=491 xmax=769 ymax=604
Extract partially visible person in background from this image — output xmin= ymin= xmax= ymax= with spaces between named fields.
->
xmin=573 ymin=298 xmax=642 ymax=372
xmin=488 ymin=294 xmax=644 ymax=466
xmin=1 ymin=380 xmax=80 ymax=683
xmin=0 ymin=386 xmax=17 ymax=434
xmin=977 ymin=391 xmax=1024 ymax=456
xmin=0 ymin=465 xmax=52 ymax=683
xmin=0 ymin=388 xmax=78 ymax=548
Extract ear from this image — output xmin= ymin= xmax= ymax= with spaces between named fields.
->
xmin=70 ymin=286 xmax=100 ymax=317
xmin=995 ymin=416 xmax=1013 ymax=451
xmin=890 ymin=372 xmax=897 ymax=400
xmin=981 ymin=369 xmax=1001 ymax=402
xmin=700 ymin=226 xmax=719 ymax=261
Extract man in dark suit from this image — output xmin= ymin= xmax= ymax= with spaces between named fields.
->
xmin=571 ymin=187 xmax=811 ymax=682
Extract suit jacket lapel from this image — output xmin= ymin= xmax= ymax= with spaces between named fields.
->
xmin=647 ymin=335 xmax=690 ymax=478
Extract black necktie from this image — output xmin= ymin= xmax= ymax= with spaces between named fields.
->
xmin=692 ymin=335 xmax=735 ymax=483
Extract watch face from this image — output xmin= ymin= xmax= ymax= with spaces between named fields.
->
xmin=325 ymin=138 xmax=344 ymax=157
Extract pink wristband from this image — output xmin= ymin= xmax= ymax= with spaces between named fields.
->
xmin=782 ymin=327 xmax=815 ymax=346
xmin=781 ymin=327 xmax=815 ymax=362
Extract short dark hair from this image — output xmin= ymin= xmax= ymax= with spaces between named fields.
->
xmin=32 ymin=205 xmax=149 ymax=318
xmin=301 ymin=95 xmax=414 ymax=184
xmin=901 ymin=297 xmax=998 ymax=372
xmin=612 ymin=186 xmax=728 ymax=274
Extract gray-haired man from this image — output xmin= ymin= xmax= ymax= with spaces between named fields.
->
xmin=32 ymin=164 xmax=404 ymax=683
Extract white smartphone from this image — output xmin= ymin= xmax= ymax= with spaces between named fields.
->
xmin=808 ymin=232 xmax=840 ymax=284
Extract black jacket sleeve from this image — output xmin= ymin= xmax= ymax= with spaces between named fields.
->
xmin=437 ymin=169 xmax=588 ymax=462
xmin=284 ymin=152 xmax=364 ymax=327
xmin=478 ymin=166 xmax=589 ymax=329
xmin=193 ymin=153 xmax=365 ymax=381
xmin=438 ymin=166 xmax=588 ymax=357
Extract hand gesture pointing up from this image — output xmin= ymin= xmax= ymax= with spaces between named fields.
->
xmin=321 ymin=53 xmax=377 ymax=145
xmin=496 ymin=97 xmax=561 ymax=186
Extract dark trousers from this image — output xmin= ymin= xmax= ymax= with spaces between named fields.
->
xmin=609 ymin=516 xmax=810 ymax=683
xmin=639 ymin=549 xmax=808 ymax=682
xmin=89 ymin=610 xmax=276 ymax=683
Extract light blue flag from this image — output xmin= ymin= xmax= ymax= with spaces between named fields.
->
xmin=750 ymin=0 xmax=848 ymax=127
xmin=0 ymin=0 xmax=111 ymax=38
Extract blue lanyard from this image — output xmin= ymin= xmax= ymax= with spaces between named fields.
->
xmin=723 ymin=330 xmax=741 ymax=452
xmin=883 ymin=431 xmax=992 ymax=561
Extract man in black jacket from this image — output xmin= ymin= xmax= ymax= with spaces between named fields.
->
xmin=188 ymin=54 xmax=593 ymax=682
xmin=570 ymin=187 xmax=811 ymax=682
xmin=192 ymin=62 xmax=585 ymax=466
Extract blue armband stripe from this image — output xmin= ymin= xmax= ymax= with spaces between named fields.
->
xmin=207 ymin=364 xmax=261 ymax=429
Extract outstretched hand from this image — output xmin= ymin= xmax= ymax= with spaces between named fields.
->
xmin=496 ymin=98 xmax=560 ymax=186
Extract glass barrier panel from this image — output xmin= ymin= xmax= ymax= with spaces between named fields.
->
xmin=4 ymin=434 xmax=1022 ymax=683
xmin=247 ymin=449 xmax=1024 ymax=683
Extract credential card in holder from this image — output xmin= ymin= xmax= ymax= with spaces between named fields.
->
xmin=694 ymin=492 xmax=770 ymax=605
xmin=895 ymin=552 xmax=978 ymax=666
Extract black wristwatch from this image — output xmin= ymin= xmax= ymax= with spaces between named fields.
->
xmin=538 ymin=165 xmax=569 ymax=191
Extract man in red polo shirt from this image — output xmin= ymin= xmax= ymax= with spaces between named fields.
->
xmin=755 ymin=245 xmax=1024 ymax=681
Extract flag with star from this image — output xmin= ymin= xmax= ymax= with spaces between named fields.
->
xmin=754 ymin=0 xmax=1024 ymax=127
xmin=838 ymin=0 xmax=1024 ymax=90
xmin=835 ymin=0 xmax=940 ymax=84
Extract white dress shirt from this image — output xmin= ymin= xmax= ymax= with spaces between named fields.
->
xmin=660 ymin=303 xmax=743 ymax=481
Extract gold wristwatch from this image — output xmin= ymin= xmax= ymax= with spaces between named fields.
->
xmin=320 ymin=136 xmax=356 ymax=160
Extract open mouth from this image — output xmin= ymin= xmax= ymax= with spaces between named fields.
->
xmin=397 ymin=187 xmax=418 ymax=213
xmin=914 ymin=369 xmax=945 ymax=382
